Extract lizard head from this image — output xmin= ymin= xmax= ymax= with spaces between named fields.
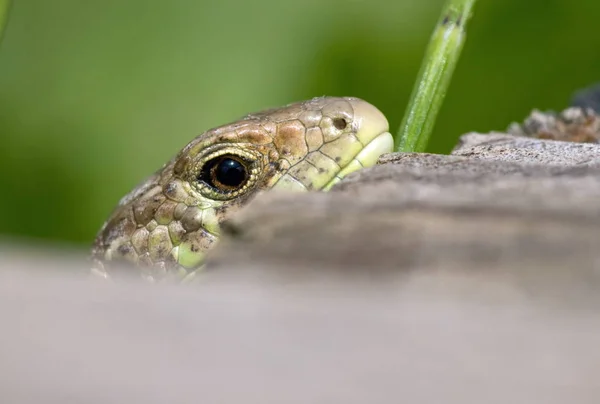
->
xmin=92 ymin=97 xmax=392 ymax=280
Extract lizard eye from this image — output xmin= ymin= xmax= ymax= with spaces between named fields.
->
xmin=199 ymin=155 xmax=250 ymax=192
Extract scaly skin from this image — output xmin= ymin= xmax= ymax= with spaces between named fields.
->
xmin=91 ymin=97 xmax=393 ymax=281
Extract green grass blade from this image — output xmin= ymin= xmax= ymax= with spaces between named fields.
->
xmin=395 ymin=0 xmax=477 ymax=153
xmin=0 ymin=0 xmax=11 ymax=43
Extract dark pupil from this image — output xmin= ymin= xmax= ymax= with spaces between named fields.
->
xmin=215 ymin=158 xmax=246 ymax=187
xmin=200 ymin=156 xmax=249 ymax=192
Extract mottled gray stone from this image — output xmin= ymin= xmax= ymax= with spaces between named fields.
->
xmin=208 ymin=134 xmax=600 ymax=280
xmin=6 ymin=129 xmax=600 ymax=403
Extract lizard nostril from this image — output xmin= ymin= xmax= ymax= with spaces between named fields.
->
xmin=332 ymin=118 xmax=347 ymax=130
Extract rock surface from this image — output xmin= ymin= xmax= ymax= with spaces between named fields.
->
xmin=207 ymin=133 xmax=600 ymax=287
xmin=3 ymin=261 xmax=600 ymax=404
xmin=4 ymin=132 xmax=600 ymax=403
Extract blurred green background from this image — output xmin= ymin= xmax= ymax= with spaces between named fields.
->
xmin=1 ymin=0 xmax=599 ymax=249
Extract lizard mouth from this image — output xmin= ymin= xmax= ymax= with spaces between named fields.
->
xmin=272 ymin=97 xmax=394 ymax=192
xmin=323 ymin=130 xmax=393 ymax=190
xmin=322 ymin=98 xmax=393 ymax=188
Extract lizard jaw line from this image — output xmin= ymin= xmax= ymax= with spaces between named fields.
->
xmin=322 ymin=131 xmax=394 ymax=191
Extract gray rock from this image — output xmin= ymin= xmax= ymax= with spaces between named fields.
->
xmin=6 ymin=128 xmax=600 ymax=403
xmin=453 ymin=132 xmax=600 ymax=166
xmin=2 ymin=258 xmax=600 ymax=404
xmin=207 ymin=134 xmax=600 ymax=286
